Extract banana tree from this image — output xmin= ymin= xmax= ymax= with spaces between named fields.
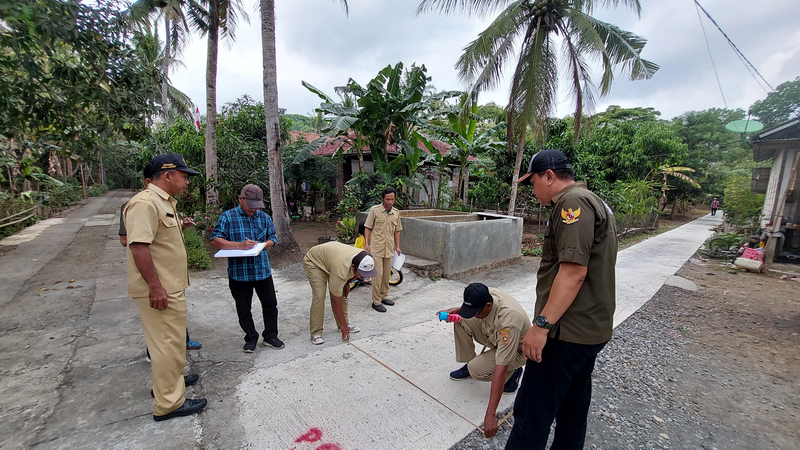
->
xmin=654 ymin=165 xmax=701 ymax=210
xmin=293 ymin=81 xmax=368 ymax=173
xmin=427 ymin=92 xmax=506 ymax=202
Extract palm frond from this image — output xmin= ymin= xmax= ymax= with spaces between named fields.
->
xmin=576 ymin=13 xmax=659 ymax=92
xmin=457 ymin=1 xmax=527 ymax=91
xmin=508 ymin=18 xmax=557 ymax=134
xmin=416 ymin=0 xmax=516 ymax=17
xmin=558 ymin=20 xmax=597 ymax=143
xmin=577 ymin=0 xmax=642 ymax=17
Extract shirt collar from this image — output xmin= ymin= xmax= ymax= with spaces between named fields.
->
xmin=147 ymin=184 xmax=174 ymax=203
xmin=551 ymin=181 xmax=587 ymax=205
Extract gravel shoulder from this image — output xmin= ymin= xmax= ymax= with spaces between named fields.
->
xmin=452 ymin=259 xmax=800 ymax=449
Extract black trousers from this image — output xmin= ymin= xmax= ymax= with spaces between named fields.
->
xmin=505 ymin=337 xmax=606 ymax=450
xmin=228 ymin=276 xmax=279 ymax=343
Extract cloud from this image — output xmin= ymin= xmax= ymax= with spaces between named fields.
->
xmin=169 ymin=0 xmax=800 ymax=122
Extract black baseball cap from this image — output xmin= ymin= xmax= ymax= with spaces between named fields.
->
xmin=459 ymin=283 xmax=492 ymax=319
xmin=149 ymin=154 xmax=200 ymax=176
xmin=515 ymin=149 xmax=572 ymax=183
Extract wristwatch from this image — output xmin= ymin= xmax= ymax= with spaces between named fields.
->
xmin=534 ymin=314 xmax=554 ymax=330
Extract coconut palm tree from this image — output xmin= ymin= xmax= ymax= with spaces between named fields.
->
xmin=417 ymin=0 xmax=659 ymax=212
xmin=203 ymin=0 xmax=248 ymax=208
xmin=130 ymin=25 xmax=195 ymax=125
xmin=127 ymin=0 xmax=206 ymax=124
xmin=259 ymin=0 xmax=348 ymax=259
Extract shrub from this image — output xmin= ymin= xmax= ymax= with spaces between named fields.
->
xmin=87 ymin=184 xmax=109 ymax=197
xmin=722 ymin=176 xmax=764 ymax=225
xmin=183 ymin=228 xmax=211 ymax=271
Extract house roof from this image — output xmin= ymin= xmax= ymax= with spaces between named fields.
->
xmin=288 ymin=130 xmax=452 ymax=157
xmin=751 ymin=118 xmax=800 ymax=162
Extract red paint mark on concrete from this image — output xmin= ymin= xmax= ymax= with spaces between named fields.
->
xmin=294 ymin=428 xmax=323 ymax=443
xmin=316 ymin=444 xmax=342 ymax=450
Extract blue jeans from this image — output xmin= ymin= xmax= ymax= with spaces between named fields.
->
xmin=505 ymin=337 xmax=607 ymax=450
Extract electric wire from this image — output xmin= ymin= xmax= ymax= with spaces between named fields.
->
xmin=694 ymin=1 xmax=727 ymax=108
xmin=693 ymin=0 xmax=775 ymax=93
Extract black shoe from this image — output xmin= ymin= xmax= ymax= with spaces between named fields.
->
xmin=372 ymin=304 xmax=387 ymax=313
xmin=381 ymin=299 xmax=395 ymax=306
xmin=262 ymin=337 xmax=285 ymax=350
xmin=449 ymin=364 xmax=471 ymax=381
xmin=243 ymin=341 xmax=257 ymax=353
xmin=151 ymin=374 xmax=200 ymax=397
xmin=153 ymin=398 xmax=208 ymax=422
xmin=503 ymin=367 xmax=523 ymax=394
xmin=184 ymin=374 xmax=199 ymax=387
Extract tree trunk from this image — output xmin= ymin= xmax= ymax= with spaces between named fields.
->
xmin=462 ymin=164 xmax=469 ymax=203
xmin=261 ymin=0 xmax=301 ymax=261
xmin=204 ymin=0 xmax=220 ymax=210
xmin=162 ymin=16 xmax=171 ymax=124
xmin=507 ymin=127 xmax=526 ymax=215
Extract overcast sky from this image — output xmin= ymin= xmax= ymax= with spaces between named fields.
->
xmin=168 ymin=0 xmax=800 ymax=122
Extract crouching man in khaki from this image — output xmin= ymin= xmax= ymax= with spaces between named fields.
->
xmin=303 ymin=241 xmax=378 ymax=345
xmin=438 ymin=283 xmax=531 ymax=438
xmin=124 ymin=153 xmax=207 ymax=422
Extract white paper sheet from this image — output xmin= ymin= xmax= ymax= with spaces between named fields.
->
xmin=392 ymin=251 xmax=405 ymax=270
xmin=214 ymin=241 xmax=267 ymax=258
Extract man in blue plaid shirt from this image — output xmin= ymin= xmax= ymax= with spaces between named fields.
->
xmin=211 ymin=184 xmax=284 ymax=353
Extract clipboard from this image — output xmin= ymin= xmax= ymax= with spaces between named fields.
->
xmin=214 ymin=242 xmax=268 ymax=258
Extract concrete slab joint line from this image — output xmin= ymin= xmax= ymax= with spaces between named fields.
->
xmin=348 ymin=342 xmax=481 ymax=430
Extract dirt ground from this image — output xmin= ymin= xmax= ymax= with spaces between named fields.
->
xmin=583 ymin=258 xmax=800 ymax=449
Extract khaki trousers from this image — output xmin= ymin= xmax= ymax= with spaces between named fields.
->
xmin=371 ymin=256 xmax=393 ymax=305
xmin=454 ymin=319 xmax=526 ymax=382
xmin=133 ymin=291 xmax=187 ymax=416
xmin=304 ymin=259 xmax=348 ymax=336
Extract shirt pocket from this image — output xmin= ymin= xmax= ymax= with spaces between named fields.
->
xmin=541 ymin=227 xmax=556 ymax=262
xmin=158 ymin=217 xmax=179 ymax=242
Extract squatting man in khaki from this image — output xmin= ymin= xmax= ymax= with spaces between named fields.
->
xmin=439 ymin=283 xmax=531 ymax=438
xmin=364 ymin=186 xmax=403 ymax=312
xmin=124 ymin=154 xmax=207 ymax=422
xmin=303 ymin=241 xmax=378 ymax=345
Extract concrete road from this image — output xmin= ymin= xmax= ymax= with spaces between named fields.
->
xmin=0 ymin=192 xmax=721 ymax=449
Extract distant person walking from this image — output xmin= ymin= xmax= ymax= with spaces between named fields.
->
xmin=711 ymin=198 xmax=720 ymax=216
xmin=211 ymin=184 xmax=283 ymax=354
xmin=124 ymin=154 xmax=207 ymax=422
xmin=507 ymin=149 xmax=618 ymax=449
xmin=364 ymin=187 xmax=403 ymax=313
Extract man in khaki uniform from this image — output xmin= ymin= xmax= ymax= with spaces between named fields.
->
xmin=125 ymin=154 xmax=207 ymax=422
xmin=364 ymin=186 xmax=403 ymax=313
xmin=303 ymin=241 xmax=378 ymax=345
xmin=506 ymin=149 xmax=617 ymax=449
xmin=439 ymin=283 xmax=530 ymax=438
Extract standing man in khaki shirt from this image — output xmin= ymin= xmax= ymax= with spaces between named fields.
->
xmin=364 ymin=187 xmax=403 ymax=313
xmin=506 ymin=149 xmax=617 ymax=449
xmin=438 ymin=283 xmax=531 ymax=438
xmin=124 ymin=154 xmax=207 ymax=422
xmin=303 ymin=241 xmax=378 ymax=345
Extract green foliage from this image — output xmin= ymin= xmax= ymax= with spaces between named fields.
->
xmin=749 ymin=76 xmax=800 ymax=127
xmin=613 ymin=179 xmax=659 ymax=216
xmin=87 ymin=184 xmax=109 ymax=197
xmin=191 ymin=209 xmax=221 ymax=234
xmin=336 ymin=183 xmax=365 ymax=214
xmin=183 ymin=228 xmax=211 ymax=271
xmin=722 ymin=176 xmax=764 ymax=225
xmin=335 ymin=215 xmax=356 ymax=242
